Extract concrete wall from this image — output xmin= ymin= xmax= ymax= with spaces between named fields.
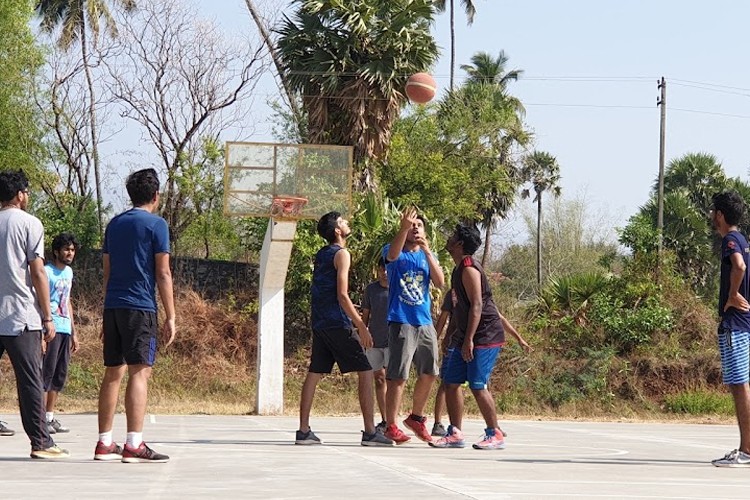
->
xmin=72 ymin=250 xmax=259 ymax=300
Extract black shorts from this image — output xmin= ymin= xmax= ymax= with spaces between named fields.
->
xmin=309 ymin=328 xmax=372 ymax=374
xmin=43 ymin=333 xmax=71 ymax=392
xmin=103 ymin=309 xmax=158 ymax=367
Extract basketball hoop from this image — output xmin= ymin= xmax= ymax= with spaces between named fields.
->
xmin=270 ymin=196 xmax=308 ymax=219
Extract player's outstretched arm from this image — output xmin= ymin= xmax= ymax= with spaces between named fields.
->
xmin=496 ymin=307 xmax=533 ymax=353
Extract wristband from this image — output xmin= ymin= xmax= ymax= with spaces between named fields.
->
xmin=43 ymin=319 xmax=53 ymax=323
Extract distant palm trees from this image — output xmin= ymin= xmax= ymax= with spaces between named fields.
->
xmin=458 ymin=51 xmax=528 ymax=266
xmin=521 ymin=151 xmax=562 ymax=286
xmin=434 ymin=0 xmax=476 ymax=90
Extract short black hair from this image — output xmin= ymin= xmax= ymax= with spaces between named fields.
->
xmin=712 ymin=191 xmax=746 ymax=226
xmin=317 ymin=211 xmax=341 ymax=243
xmin=126 ymin=168 xmax=160 ymax=206
xmin=453 ymin=223 xmax=482 ymax=255
xmin=52 ymin=232 xmax=79 ymax=253
xmin=377 ymin=256 xmax=386 ymax=268
xmin=0 ymin=169 xmax=29 ymax=203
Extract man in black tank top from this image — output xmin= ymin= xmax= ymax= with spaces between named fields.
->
xmin=296 ymin=212 xmax=393 ymax=447
xmin=430 ymin=224 xmax=530 ymax=450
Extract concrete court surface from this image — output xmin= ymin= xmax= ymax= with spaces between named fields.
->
xmin=0 ymin=414 xmax=748 ymax=499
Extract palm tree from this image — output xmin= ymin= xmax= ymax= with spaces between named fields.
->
xmin=461 ymin=51 xmax=523 ymax=88
xmin=459 ymin=51 xmax=528 ymax=266
xmin=433 ymin=0 xmax=476 ymax=90
xmin=521 ymin=151 xmax=562 ymax=287
xmin=277 ymin=0 xmax=439 ymax=187
xmin=35 ymin=0 xmax=137 ymax=235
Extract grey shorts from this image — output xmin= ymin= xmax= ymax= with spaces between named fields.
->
xmin=365 ymin=347 xmax=389 ymax=371
xmin=386 ymin=323 xmax=439 ymax=380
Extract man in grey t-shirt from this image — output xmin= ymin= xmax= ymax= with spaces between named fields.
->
xmin=0 ymin=170 xmax=69 ymax=459
xmin=362 ymin=258 xmax=390 ymax=429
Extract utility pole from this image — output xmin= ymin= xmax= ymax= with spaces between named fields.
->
xmin=656 ymin=77 xmax=667 ymax=268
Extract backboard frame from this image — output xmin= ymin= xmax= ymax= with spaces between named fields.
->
xmin=223 ymin=141 xmax=354 ymax=220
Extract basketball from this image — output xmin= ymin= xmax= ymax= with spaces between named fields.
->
xmin=405 ymin=72 xmax=437 ymax=104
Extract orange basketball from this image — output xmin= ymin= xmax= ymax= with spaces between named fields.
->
xmin=405 ymin=72 xmax=437 ymax=104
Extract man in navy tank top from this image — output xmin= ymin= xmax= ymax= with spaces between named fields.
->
xmin=710 ymin=191 xmax=750 ymax=467
xmin=295 ymin=212 xmax=393 ymax=447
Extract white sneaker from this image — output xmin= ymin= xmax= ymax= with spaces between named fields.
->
xmin=711 ymin=449 xmax=750 ymax=467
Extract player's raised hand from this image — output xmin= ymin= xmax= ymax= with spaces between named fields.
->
xmin=400 ymin=206 xmax=419 ymax=232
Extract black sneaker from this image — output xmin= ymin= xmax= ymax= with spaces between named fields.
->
xmin=48 ymin=419 xmax=70 ymax=434
xmin=0 ymin=420 xmax=15 ymax=436
xmin=375 ymin=420 xmax=387 ymax=434
xmin=361 ymin=430 xmax=394 ymax=447
xmin=121 ymin=442 xmax=169 ymax=463
xmin=295 ymin=429 xmax=322 ymax=445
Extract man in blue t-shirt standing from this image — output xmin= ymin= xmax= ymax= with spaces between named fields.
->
xmin=710 ymin=191 xmax=750 ymax=467
xmin=95 ymin=168 xmax=176 ymax=463
xmin=382 ymin=207 xmax=445 ymax=444
xmin=43 ymin=232 xmax=80 ymax=435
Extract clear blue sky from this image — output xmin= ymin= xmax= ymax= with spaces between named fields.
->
xmin=196 ymin=1 xmax=750 ymax=234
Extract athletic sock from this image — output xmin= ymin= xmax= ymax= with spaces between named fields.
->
xmin=99 ymin=431 xmax=113 ymax=446
xmin=408 ymin=413 xmax=426 ymax=422
xmin=126 ymin=432 xmax=143 ymax=448
xmin=46 ymin=412 xmax=54 ymax=423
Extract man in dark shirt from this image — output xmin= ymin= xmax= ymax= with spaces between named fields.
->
xmin=710 ymin=191 xmax=750 ymax=467
xmin=296 ymin=212 xmax=393 ymax=447
xmin=362 ymin=257 xmax=390 ymax=431
xmin=431 ymin=223 xmax=529 ymax=450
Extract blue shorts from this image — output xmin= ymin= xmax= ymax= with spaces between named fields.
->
xmin=718 ymin=329 xmax=750 ymax=385
xmin=440 ymin=346 xmax=501 ymax=390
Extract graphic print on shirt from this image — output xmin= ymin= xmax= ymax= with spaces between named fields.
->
xmin=54 ymin=277 xmax=71 ymax=319
xmin=398 ymin=270 xmax=426 ymax=306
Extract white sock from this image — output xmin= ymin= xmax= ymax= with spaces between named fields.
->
xmin=126 ymin=432 xmax=143 ymax=448
xmin=46 ymin=412 xmax=54 ymax=423
xmin=99 ymin=431 xmax=113 ymax=446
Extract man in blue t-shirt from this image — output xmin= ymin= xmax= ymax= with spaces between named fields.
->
xmin=382 ymin=207 xmax=445 ymax=444
xmin=710 ymin=191 xmax=750 ymax=467
xmin=95 ymin=168 xmax=176 ymax=463
xmin=43 ymin=232 xmax=80 ymax=435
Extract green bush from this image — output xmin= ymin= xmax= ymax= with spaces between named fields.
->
xmin=664 ymin=390 xmax=734 ymax=415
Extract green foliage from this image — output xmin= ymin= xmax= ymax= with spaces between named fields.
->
xmin=531 ymin=348 xmax=615 ymax=408
xmin=528 ymin=267 xmax=674 ymax=355
xmin=33 ymin=193 xmax=101 ymax=251
xmin=664 ymin=390 xmax=734 ymax=415
xmin=0 ymin=0 xmax=45 ymax=175
xmin=174 ymin=138 xmax=244 ymax=260
xmin=498 ymin=195 xmax=619 ymax=299
xmin=620 ymin=152 xmax=750 ymax=296
xmin=378 ymin=110 xmax=482 ymax=225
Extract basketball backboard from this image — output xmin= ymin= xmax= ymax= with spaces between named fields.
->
xmin=224 ymin=142 xmax=353 ymax=220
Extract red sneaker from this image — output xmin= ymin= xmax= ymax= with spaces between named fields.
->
xmin=403 ymin=415 xmax=433 ymax=443
xmin=93 ymin=441 xmax=123 ymax=461
xmin=384 ymin=424 xmax=411 ymax=445
xmin=121 ymin=442 xmax=169 ymax=463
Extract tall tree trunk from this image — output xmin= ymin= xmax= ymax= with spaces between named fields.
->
xmin=244 ymin=0 xmax=304 ymax=139
xmin=449 ymin=0 xmax=455 ymax=90
xmin=81 ymin=23 xmax=104 ymax=237
xmin=536 ymin=192 xmax=542 ymax=287
xmin=481 ymin=219 xmax=492 ymax=267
